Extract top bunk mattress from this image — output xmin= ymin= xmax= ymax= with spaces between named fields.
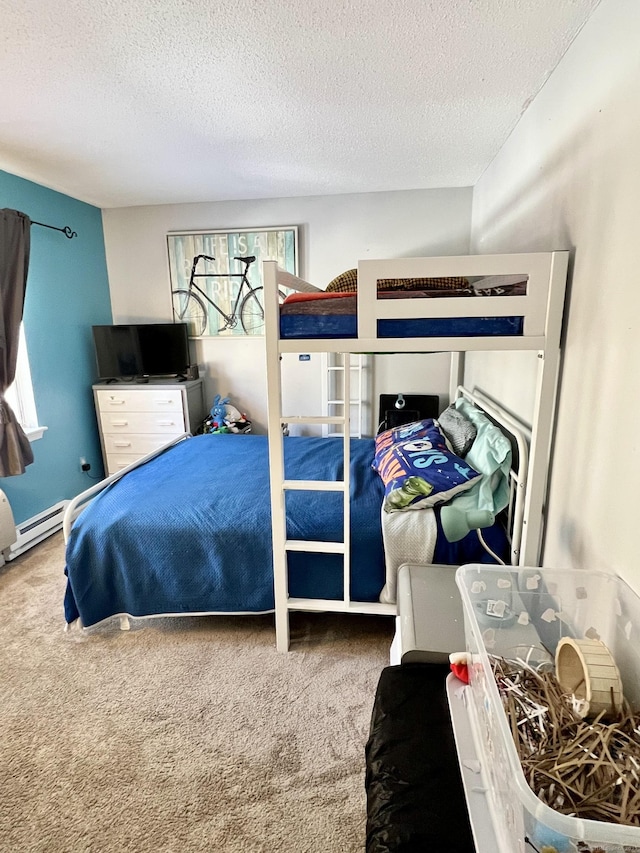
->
xmin=279 ymin=274 xmax=528 ymax=340
xmin=265 ymin=252 xmax=568 ymax=349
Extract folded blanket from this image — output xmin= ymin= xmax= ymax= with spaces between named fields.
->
xmin=281 ymin=292 xmax=357 ymax=315
xmin=379 ymin=507 xmax=438 ymax=604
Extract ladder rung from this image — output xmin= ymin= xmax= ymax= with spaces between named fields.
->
xmin=282 ymin=415 xmax=345 ymax=425
xmin=286 ymin=597 xmax=396 ymax=615
xmin=283 ymin=479 xmax=346 ymax=492
xmin=323 ymin=433 xmax=361 ymax=438
xmin=285 ymin=539 xmax=345 ymax=554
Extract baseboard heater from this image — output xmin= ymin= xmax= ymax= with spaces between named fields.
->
xmin=5 ymin=500 xmax=70 ymax=561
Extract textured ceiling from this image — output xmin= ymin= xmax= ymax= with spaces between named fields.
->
xmin=0 ymin=0 xmax=599 ymax=208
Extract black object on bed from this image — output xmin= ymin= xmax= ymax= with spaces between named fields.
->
xmin=377 ymin=393 xmax=440 ymax=433
xmin=365 ymin=664 xmax=474 ymax=852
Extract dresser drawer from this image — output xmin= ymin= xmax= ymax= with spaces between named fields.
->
xmin=99 ymin=410 xmax=185 ymax=435
xmin=105 ymin=453 xmax=145 ymax=476
xmin=103 ymin=433 xmax=181 ymax=457
xmin=95 ymin=388 xmax=183 ymax=414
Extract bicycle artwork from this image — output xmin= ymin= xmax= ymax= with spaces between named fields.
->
xmin=172 ymin=254 xmax=283 ymax=337
xmin=167 ymin=226 xmax=298 ymax=337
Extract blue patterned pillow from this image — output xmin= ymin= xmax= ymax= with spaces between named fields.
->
xmin=375 ymin=423 xmax=482 ymax=512
xmin=372 ymin=419 xmax=436 ymax=471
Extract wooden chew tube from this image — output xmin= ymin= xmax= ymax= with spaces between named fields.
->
xmin=555 ymin=637 xmax=623 ymax=719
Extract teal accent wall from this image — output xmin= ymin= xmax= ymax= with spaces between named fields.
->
xmin=0 ymin=170 xmax=112 ymax=524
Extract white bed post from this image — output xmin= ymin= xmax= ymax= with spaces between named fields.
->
xmin=264 ymin=260 xmax=290 ymax=652
xmin=519 ymin=251 xmax=568 ymax=565
xmin=342 ymin=353 xmax=351 ymax=604
xmin=449 ymin=353 xmax=464 ymax=403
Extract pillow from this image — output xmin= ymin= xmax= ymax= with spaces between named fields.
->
xmin=325 ymin=268 xmax=470 ymax=294
xmin=325 ymin=269 xmax=358 ymax=293
xmin=437 ymin=405 xmax=477 ymax=457
xmin=372 ymin=418 xmax=436 ymax=471
xmin=374 ymin=423 xmax=482 ymax=512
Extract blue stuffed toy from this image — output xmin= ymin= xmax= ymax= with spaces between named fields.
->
xmin=210 ymin=395 xmax=230 ymax=431
xmin=202 ymin=394 xmax=251 ymax=434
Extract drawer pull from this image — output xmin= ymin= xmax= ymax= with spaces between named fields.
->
xmin=114 ymin=441 xmax=132 ymax=448
xmin=108 ymin=400 xmax=126 ymax=406
xmin=157 ymin=420 xmax=176 ymax=426
xmin=157 ymin=400 xmax=174 ymax=406
xmin=111 ymin=420 xmax=129 ymax=427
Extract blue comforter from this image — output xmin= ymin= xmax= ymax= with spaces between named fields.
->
xmin=64 ymin=434 xmax=386 ymax=627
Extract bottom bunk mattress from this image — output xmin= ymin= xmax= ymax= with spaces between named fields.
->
xmin=64 ymin=434 xmax=387 ymax=628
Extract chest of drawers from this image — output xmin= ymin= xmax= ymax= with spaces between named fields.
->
xmin=93 ymin=379 xmax=206 ymax=475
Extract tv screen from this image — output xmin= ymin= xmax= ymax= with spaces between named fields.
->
xmin=92 ymin=323 xmax=190 ymax=380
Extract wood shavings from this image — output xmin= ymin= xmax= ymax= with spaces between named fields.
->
xmin=492 ymin=656 xmax=640 ymax=826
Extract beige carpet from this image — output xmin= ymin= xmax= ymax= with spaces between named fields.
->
xmin=0 ymin=532 xmax=394 ymax=852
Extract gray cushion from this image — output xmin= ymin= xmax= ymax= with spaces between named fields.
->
xmin=437 ymin=405 xmax=477 ymax=457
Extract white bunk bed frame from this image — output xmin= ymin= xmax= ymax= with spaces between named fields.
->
xmin=263 ymin=252 xmax=568 ymax=652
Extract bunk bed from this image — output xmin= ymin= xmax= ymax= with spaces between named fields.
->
xmin=61 ymin=252 xmax=566 ymax=644
xmin=263 ymin=252 xmax=568 ymax=651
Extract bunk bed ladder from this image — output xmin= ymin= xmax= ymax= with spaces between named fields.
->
xmin=268 ymin=357 xmax=351 ymax=651
xmin=264 ymin=264 xmax=357 ymax=651
xmin=321 ymin=353 xmax=369 ymax=438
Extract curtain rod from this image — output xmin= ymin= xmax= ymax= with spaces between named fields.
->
xmin=31 ymin=220 xmax=77 ymax=239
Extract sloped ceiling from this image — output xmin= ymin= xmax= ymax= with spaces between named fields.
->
xmin=0 ymin=0 xmax=599 ymax=208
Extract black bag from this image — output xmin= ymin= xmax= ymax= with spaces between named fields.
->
xmin=365 ymin=664 xmax=474 ymax=852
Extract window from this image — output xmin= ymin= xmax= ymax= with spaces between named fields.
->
xmin=4 ymin=325 xmax=46 ymax=441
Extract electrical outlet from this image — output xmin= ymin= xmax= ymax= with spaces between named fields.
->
xmin=80 ymin=457 xmax=91 ymax=472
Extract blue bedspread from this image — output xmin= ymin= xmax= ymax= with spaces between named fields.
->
xmin=64 ymin=434 xmax=386 ymax=627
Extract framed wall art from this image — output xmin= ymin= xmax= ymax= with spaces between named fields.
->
xmin=167 ymin=226 xmax=298 ymax=337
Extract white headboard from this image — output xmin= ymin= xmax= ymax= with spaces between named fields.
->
xmin=454 ymin=385 xmax=531 ymax=566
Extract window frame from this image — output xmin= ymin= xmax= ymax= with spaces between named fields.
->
xmin=4 ymin=325 xmax=46 ymax=441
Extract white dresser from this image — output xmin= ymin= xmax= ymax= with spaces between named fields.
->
xmin=93 ymin=378 xmax=206 ymax=475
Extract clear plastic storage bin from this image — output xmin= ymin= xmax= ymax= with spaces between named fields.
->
xmin=456 ymin=564 xmax=640 ymax=853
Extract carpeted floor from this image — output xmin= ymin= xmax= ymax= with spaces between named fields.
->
xmin=0 ymin=532 xmax=394 ymax=852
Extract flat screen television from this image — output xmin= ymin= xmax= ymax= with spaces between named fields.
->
xmin=92 ymin=323 xmax=190 ymax=380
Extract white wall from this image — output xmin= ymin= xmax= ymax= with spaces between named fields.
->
xmin=470 ymin=0 xmax=640 ymax=589
xmin=102 ymin=188 xmax=471 ymax=433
